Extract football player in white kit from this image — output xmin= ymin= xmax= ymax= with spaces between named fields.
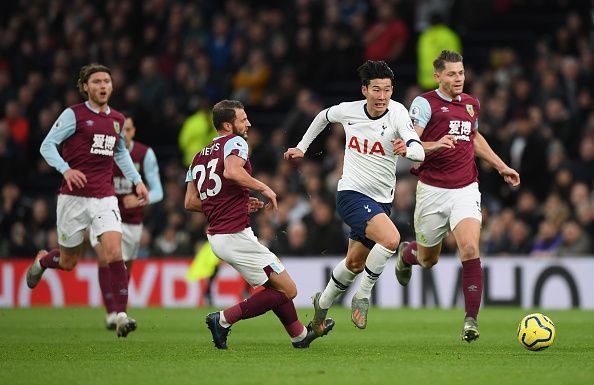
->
xmin=285 ymin=61 xmax=455 ymax=333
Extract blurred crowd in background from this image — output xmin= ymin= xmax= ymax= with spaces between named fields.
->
xmin=1 ymin=0 xmax=593 ymax=259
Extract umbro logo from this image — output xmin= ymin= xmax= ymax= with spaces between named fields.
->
xmin=441 ymin=107 xmax=449 ymax=113
xmin=86 ymin=120 xmax=94 ymax=126
xmin=467 ymin=284 xmax=478 ymax=292
xmin=364 ymin=205 xmax=371 ymax=213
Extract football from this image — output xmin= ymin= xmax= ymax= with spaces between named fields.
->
xmin=517 ymin=313 xmax=556 ymax=351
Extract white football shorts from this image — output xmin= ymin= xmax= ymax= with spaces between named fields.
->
xmin=90 ymin=222 xmax=142 ymax=262
xmin=414 ymin=181 xmax=482 ymax=247
xmin=56 ymin=194 xmax=121 ymax=248
xmin=207 ymin=227 xmax=285 ymax=288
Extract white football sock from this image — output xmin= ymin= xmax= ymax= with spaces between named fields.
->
xmin=319 ymin=258 xmax=357 ymax=309
xmin=290 ymin=325 xmax=308 ymax=343
xmin=219 ymin=310 xmax=231 ymax=328
xmin=355 ymin=243 xmax=395 ymax=299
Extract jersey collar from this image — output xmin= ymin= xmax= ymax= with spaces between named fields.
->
xmin=363 ymin=103 xmax=389 ymax=120
xmin=435 ymin=88 xmax=462 ymax=102
xmin=84 ymin=101 xmax=111 ymax=115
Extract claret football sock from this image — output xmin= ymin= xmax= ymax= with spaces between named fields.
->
xmin=356 ymin=243 xmax=395 ymax=299
xmin=39 ymin=249 xmax=61 ymax=269
xmin=223 ymin=287 xmax=289 ymax=325
xmin=402 ymin=241 xmax=420 ymax=266
xmin=272 ymin=299 xmax=304 ymax=338
xmin=108 ymin=260 xmax=129 ymax=313
xmin=319 ymin=258 xmax=357 ymax=309
xmin=462 ymin=258 xmax=483 ymax=320
xmin=98 ymin=266 xmax=115 ymax=313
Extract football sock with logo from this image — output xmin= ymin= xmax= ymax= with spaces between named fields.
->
xmin=319 ymin=258 xmax=357 ymax=309
xmin=223 ymin=287 xmax=290 ymax=325
xmin=355 ymin=243 xmax=395 ymax=299
xmin=39 ymin=249 xmax=61 ymax=269
xmin=402 ymin=241 xmax=420 ymax=266
xmin=108 ymin=260 xmax=129 ymax=313
xmin=98 ymin=266 xmax=115 ymax=313
xmin=272 ymin=300 xmax=307 ymax=340
xmin=462 ymin=258 xmax=483 ymax=320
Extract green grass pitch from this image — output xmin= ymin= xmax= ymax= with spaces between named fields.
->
xmin=1 ymin=307 xmax=593 ymax=385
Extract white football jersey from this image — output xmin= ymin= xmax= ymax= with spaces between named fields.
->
xmin=297 ymin=99 xmax=423 ymax=203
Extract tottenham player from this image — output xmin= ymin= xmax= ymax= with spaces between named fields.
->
xmin=90 ymin=116 xmax=163 ymax=330
xmin=396 ymin=50 xmax=520 ymax=342
xmin=26 ymin=63 xmax=148 ymax=337
xmin=285 ymin=61 xmax=450 ymax=332
xmin=185 ymin=100 xmax=334 ymax=349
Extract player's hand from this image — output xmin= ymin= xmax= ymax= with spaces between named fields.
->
xmin=123 ymin=194 xmax=143 ymax=209
xmin=63 ymin=169 xmax=87 ymax=191
xmin=391 ymin=139 xmax=407 ymax=156
xmin=261 ymin=187 xmax=278 ymax=211
xmin=436 ymin=135 xmax=457 ymax=150
xmin=499 ymin=166 xmax=520 ymax=187
xmin=247 ymin=197 xmax=264 ymax=213
xmin=135 ymin=182 xmax=149 ymax=206
xmin=283 ymin=148 xmax=304 ymax=160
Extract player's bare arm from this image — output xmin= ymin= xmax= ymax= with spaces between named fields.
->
xmin=184 ymin=181 xmax=203 ymax=212
xmin=224 ymin=154 xmax=278 ymax=210
xmin=63 ymin=168 xmax=87 ymax=191
xmin=414 ymin=125 xmax=457 ymax=154
xmin=473 ymin=131 xmax=520 ymax=187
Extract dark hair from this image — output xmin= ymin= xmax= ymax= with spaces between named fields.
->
xmin=212 ymin=100 xmax=244 ymax=130
xmin=357 ymin=60 xmax=394 ymax=86
xmin=433 ymin=50 xmax=463 ymax=72
xmin=77 ymin=63 xmax=111 ymax=99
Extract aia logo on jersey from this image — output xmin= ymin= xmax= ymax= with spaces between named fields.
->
xmin=348 ymin=136 xmax=385 ymax=155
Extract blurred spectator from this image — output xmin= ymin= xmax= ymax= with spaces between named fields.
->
xmin=178 ymin=98 xmax=216 ymax=166
xmin=363 ymin=2 xmax=409 ymax=63
xmin=508 ymin=113 xmax=550 ymax=201
xmin=505 ymin=219 xmax=533 ymax=255
xmin=557 ymin=220 xmax=592 ymax=256
xmin=302 ymin=198 xmax=347 ymax=255
xmin=231 ymin=49 xmax=271 ymax=106
xmin=417 ymin=12 xmax=461 ymax=89
xmin=531 ymin=220 xmax=562 ymax=257
xmin=273 ymin=221 xmax=312 ymax=256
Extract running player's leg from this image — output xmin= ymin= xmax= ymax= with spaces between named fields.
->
xmin=99 ymin=231 xmax=135 ymax=337
xmin=205 ymin=229 xmax=334 ymax=349
xmin=352 ymin=213 xmax=399 ymax=328
xmin=27 ymin=195 xmax=88 ymax=288
xmin=450 ymin=182 xmax=483 ymax=342
xmin=314 ymin=240 xmax=367 ymax=331
xmin=395 ymin=182 xmax=449 ymax=286
xmin=266 ymin=270 xmax=334 ymax=348
xmin=452 ymin=218 xmax=482 ymax=342
xmin=94 ymin=240 xmax=117 ymax=329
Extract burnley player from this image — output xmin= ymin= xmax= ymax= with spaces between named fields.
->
xmin=285 ymin=61 xmax=444 ymax=332
xmin=91 ymin=116 xmax=163 ymax=330
xmin=26 ymin=63 xmax=149 ymax=338
xmin=185 ymin=100 xmax=334 ymax=349
xmin=395 ymin=50 xmax=520 ymax=342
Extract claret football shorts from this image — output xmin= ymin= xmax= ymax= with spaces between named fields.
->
xmin=56 ymin=194 xmax=122 ymax=248
xmin=207 ymin=227 xmax=285 ymax=288
xmin=414 ymin=181 xmax=482 ymax=247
